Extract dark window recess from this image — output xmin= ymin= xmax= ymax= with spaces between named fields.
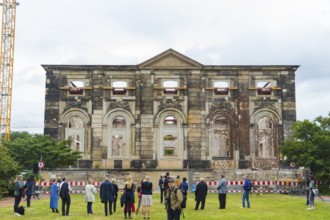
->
xmin=257 ymin=81 xmax=272 ymax=95
xmin=112 ymin=88 xmax=127 ymax=95
xmin=69 ymin=81 xmax=83 ymax=94
xmin=257 ymin=87 xmax=272 ymax=95
xmin=214 ymin=87 xmax=229 ymax=95
xmin=163 ymin=88 xmax=177 ymax=94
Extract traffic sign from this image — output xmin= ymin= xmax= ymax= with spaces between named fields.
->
xmin=38 ymin=161 xmax=45 ymax=169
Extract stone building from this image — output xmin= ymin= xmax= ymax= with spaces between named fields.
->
xmin=43 ymin=49 xmax=298 ymax=170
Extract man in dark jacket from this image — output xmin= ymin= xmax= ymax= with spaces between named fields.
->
xmin=159 ymin=174 xmax=166 ymax=203
xmin=23 ymin=175 xmax=35 ymax=207
xmin=100 ymin=176 xmax=115 ymax=216
xmin=195 ymin=177 xmax=208 ymax=210
xmin=59 ymin=177 xmax=72 ymax=216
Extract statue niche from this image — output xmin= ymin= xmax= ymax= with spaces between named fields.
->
xmin=256 ymin=116 xmax=274 ymax=158
xmin=212 ymin=118 xmax=230 ymax=157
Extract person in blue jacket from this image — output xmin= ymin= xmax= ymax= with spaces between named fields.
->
xmin=23 ymin=175 xmax=35 ymax=207
xmin=242 ymin=175 xmax=252 ymax=208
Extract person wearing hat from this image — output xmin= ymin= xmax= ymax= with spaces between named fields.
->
xmin=165 ymin=177 xmax=183 ymax=220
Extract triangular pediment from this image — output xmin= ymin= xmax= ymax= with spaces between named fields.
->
xmin=139 ymin=49 xmax=202 ymax=69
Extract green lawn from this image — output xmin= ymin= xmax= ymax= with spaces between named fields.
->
xmin=1 ymin=193 xmax=329 ymax=220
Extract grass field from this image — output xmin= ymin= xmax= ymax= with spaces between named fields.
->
xmin=1 ymin=193 xmax=329 ymax=220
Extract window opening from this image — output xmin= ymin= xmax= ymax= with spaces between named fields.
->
xmin=257 ymin=81 xmax=272 ymax=95
xmin=69 ymin=81 xmax=84 ymax=95
xmin=214 ymin=81 xmax=229 ymax=95
xmin=113 ymin=81 xmax=127 ymax=95
xmin=163 ymin=81 xmax=178 ymax=95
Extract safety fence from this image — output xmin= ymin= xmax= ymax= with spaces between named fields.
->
xmin=20 ymin=180 xmax=325 ymax=195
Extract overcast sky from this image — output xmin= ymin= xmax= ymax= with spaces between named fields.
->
xmin=9 ymin=0 xmax=330 ymax=134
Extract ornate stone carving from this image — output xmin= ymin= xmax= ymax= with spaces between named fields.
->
xmin=253 ymin=159 xmax=278 ymax=170
xmin=209 ymin=101 xmax=232 ymax=114
xmin=158 ymin=99 xmax=183 ymax=112
xmin=211 ymin=160 xmax=234 ymax=169
xmin=108 ymin=101 xmax=131 ymax=112
xmin=64 ymin=101 xmax=88 ymax=112
xmin=254 ymin=100 xmax=276 ymax=109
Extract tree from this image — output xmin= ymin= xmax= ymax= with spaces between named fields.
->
xmin=0 ymin=143 xmax=20 ymax=179
xmin=281 ymin=114 xmax=330 ymax=181
xmin=5 ymin=132 xmax=82 ymax=170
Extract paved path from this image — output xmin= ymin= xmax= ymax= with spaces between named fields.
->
xmin=0 ymin=194 xmax=49 ymax=207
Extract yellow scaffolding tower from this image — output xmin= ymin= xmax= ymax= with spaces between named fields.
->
xmin=0 ymin=0 xmax=19 ymax=141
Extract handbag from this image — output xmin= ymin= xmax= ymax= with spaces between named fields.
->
xmin=120 ymin=193 xmax=126 ymax=207
xmin=312 ymin=189 xmax=318 ymax=196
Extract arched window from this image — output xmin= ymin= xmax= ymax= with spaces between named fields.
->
xmin=256 ymin=116 xmax=274 ymax=158
xmin=66 ymin=116 xmax=85 ymax=152
xmin=212 ymin=117 xmax=230 ymax=157
xmin=111 ymin=116 xmax=127 ymax=156
xmin=162 ymin=116 xmax=179 ymax=156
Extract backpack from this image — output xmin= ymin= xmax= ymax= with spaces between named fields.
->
xmin=17 ymin=206 xmax=25 ymax=215
xmin=246 ymin=180 xmax=252 ymax=191
xmin=174 ymin=188 xmax=187 ymax=209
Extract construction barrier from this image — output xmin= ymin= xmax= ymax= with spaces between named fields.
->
xmin=20 ymin=180 xmax=321 ymax=194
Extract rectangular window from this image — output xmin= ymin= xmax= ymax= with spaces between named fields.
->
xmin=214 ymin=81 xmax=229 ymax=95
xmin=257 ymin=81 xmax=272 ymax=95
xmin=112 ymin=81 xmax=127 ymax=95
xmin=163 ymin=80 xmax=178 ymax=95
xmin=68 ymin=80 xmax=85 ymax=96
xmin=164 ymin=147 xmax=175 ymax=156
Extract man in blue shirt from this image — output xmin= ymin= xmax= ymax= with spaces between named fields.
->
xmin=242 ymin=175 xmax=252 ymax=208
xmin=217 ymin=175 xmax=227 ymax=209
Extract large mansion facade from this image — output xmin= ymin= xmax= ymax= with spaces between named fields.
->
xmin=43 ymin=49 xmax=298 ymax=170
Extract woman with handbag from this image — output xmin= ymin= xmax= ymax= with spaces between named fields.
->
xmin=123 ymin=175 xmax=135 ymax=219
xmin=84 ymin=179 xmax=97 ymax=215
xmin=135 ymin=179 xmax=144 ymax=216
xmin=13 ymin=175 xmax=23 ymax=216
xmin=307 ymin=176 xmax=316 ymax=210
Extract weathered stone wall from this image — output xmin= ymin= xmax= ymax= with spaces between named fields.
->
xmin=43 ymin=49 xmax=298 ymax=171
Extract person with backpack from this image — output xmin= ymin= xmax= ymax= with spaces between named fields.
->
xmin=165 ymin=177 xmax=183 ymax=220
xmin=178 ymin=177 xmax=188 ymax=209
xmin=242 ymin=175 xmax=252 ymax=208
xmin=194 ymin=177 xmax=208 ymax=210
xmin=217 ymin=174 xmax=227 ymax=209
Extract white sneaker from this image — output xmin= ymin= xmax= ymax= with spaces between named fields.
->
xmin=306 ymin=208 xmax=312 ymax=210
xmin=14 ymin=212 xmax=21 ymax=216
xmin=311 ymin=207 xmax=315 ymax=209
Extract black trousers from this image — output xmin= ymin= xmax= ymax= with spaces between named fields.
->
xmin=104 ymin=201 xmax=113 ymax=216
xmin=160 ymin=188 xmax=165 ymax=203
xmin=61 ymin=196 xmax=71 ymax=216
xmin=195 ymin=198 xmax=206 ymax=210
xmin=14 ymin=195 xmax=22 ymax=213
xmin=218 ymin=193 xmax=226 ymax=209
xmin=113 ymin=196 xmax=117 ymax=212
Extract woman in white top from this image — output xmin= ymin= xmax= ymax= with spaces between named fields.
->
xmin=84 ymin=179 xmax=97 ymax=215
